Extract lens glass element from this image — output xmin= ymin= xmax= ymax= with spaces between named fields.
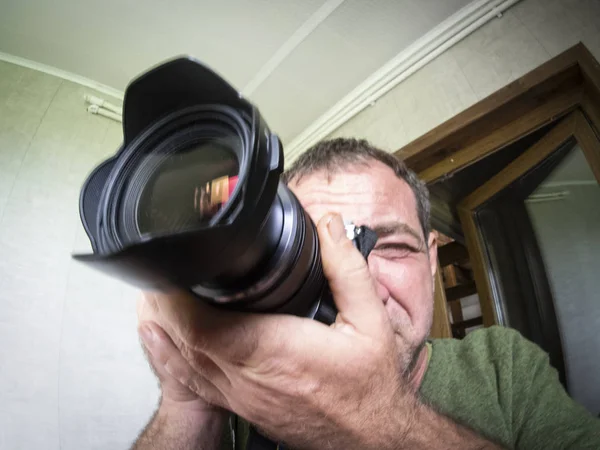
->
xmin=137 ymin=140 xmax=239 ymax=234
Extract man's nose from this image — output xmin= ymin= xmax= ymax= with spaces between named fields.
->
xmin=367 ymin=256 xmax=390 ymax=304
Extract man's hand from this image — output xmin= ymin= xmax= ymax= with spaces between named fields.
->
xmin=139 ymin=214 xmax=502 ymax=450
xmin=133 ymin=299 xmax=227 ymax=450
xmin=140 ymin=214 xmax=415 ymax=449
xmin=138 ymin=299 xmax=224 ymax=412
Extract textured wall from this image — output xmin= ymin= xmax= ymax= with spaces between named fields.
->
xmin=0 ymin=61 xmax=158 ymax=449
xmin=329 ymin=0 xmax=600 ymax=152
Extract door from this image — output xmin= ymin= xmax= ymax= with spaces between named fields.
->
xmin=457 ymin=111 xmax=600 ymax=413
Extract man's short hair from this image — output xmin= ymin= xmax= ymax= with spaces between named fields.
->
xmin=282 ymin=138 xmax=431 ymax=240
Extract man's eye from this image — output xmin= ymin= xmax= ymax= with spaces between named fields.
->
xmin=374 ymin=243 xmax=418 ymax=257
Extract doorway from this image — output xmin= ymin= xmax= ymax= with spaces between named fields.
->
xmin=398 ymin=43 xmax=600 ymax=414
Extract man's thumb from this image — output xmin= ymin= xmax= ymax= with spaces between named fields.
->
xmin=317 ymin=213 xmax=388 ymax=334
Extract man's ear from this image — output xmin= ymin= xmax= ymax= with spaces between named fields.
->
xmin=427 ymin=231 xmax=438 ymax=279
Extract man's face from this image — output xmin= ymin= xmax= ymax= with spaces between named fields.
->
xmin=288 ymin=161 xmax=437 ymax=364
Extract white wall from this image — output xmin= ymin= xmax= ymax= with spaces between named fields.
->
xmin=329 ymin=0 xmax=600 ymax=152
xmin=0 ymin=61 xmax=158 ymax=449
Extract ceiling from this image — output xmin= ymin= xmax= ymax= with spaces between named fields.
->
xmin=0 ymin=0 xmax=472 ymax=145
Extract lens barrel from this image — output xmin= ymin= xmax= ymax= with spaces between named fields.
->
xmin=74 ymin=57 xmax=327 ymax=318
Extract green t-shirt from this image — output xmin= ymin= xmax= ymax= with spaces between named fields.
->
xmin=420 ymin=325 xmax=600 ymax=449
xmin=227 ymin=326 xmax=600 ymax=449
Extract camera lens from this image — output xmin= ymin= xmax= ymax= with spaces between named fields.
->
xmin=75 ymin=56 xmax=333 ymax=321
xmin=137 ymin=139 xmax=239 ymax=234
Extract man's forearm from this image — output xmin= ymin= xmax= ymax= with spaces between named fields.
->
xmin=132 ymin=400 xmax=227 ymax=450
xmin=394 ymin=399 xmax=504 ymax=450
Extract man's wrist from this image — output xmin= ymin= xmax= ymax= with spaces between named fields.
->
xmin=386 ymin=397 xmax=503 ymax=450
xmin=157 ymin=397 xmax=228 ymax=440
xmin=377 ymin=391 xmax=420 ymax=450
xmin=132 ymin=398 xmax=228 ymax=450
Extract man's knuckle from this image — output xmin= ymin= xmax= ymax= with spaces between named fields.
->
xmin=161 ymin=355 xmax=179 ymax=377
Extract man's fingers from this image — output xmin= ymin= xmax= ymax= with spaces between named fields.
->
xmin=139 ymin=321 xmax=230 ymax=408
xmin=142 ymin=290 xmax=235 ymax=358
xmin=137 ymin=293 xmax=159 ymax=322
xmin=143 ymin=290 xmax=311 ymax=366
xmin=317 ymin=213 xmax=390 ymax=335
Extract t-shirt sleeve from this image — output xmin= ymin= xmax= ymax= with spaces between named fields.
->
xmin=507 ymin=328 xmax=600 ymax=449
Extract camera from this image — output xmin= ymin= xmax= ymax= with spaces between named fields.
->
xmin=74 ymin=57 xmax=376 ymax=323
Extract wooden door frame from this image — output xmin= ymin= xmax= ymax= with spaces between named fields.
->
xmin=396 ymin=43 xmax=600 ymax=183
xmin=396 ymin=43 xmax=600 ymax=332
xmin=431 ymin=263 xmax=452 ymax=338
xmin=458 ymin=110 xmax=600 ymax=326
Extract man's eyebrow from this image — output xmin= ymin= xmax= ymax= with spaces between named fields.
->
xmin=370 ymin=222 xmax=425 ymax=249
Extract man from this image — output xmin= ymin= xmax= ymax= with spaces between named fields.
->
xmin=133 ymin=138 xmax=600 ymax=449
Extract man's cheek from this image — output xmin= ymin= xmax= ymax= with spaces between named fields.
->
xmin=377 ymin=260 xmax=422 ymax=295
xmin=380 ymin=262 xmax=432 ymax=312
